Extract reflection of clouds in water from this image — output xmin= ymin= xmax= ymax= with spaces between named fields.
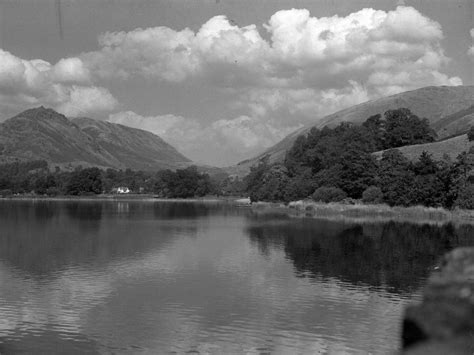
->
xmin=0 ymin=220 xmax=407 ymax=353
xmin=0 ymin=204 xmax=449 ymax=353
xmin=0 ymin=243 xmax=200 ymax=338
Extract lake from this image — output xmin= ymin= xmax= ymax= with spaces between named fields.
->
xmin=0 ymin=200 xmax=473 ymax=354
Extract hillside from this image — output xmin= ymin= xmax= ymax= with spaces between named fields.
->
xmin=374 ymin=134 xmax=473 ymax=162
xmin=0 ymin=107 xmax=191 ymax=171
xmin=231 ymin=85 xmax=474 ymax=175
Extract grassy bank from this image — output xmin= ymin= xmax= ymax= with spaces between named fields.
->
xmin=251 ymin=201 xmax=474 ymax=225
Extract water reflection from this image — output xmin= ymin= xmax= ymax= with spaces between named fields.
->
xmin=0 ymin=201 xmax=207 ymax=276
xmin=0 ymin=200 xmax=473 ymax=354
xmin=246 ymin=215 xmax=474 ymax=293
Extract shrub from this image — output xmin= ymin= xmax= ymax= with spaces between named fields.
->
xmin=46 ymin=187 xmax=60 ymax=197
xmin=468 ymin=126 xmax=474 ymax=141
xmin=312 ymin=186 xmax=347 ymax=203
xmin=453 ymin=184 xmax=474 ymax=210
xmin=362 ymin=186 xmax=384 ymax=204
xmin=0 ymin=189 xmax=12 ymax=197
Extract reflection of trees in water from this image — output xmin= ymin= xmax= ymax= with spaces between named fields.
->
xmin=0 ymin=201 xmax=208 ymax=277
xmin=65 ymin=201 xmax=103 ymax=220
xmin=152 ymin=202 xmax=211 ymax=219
xmin=246 ymin=218 xmax=474 ymax=294
xmin=0 ymin=200 xmax=60 ymax=224
xmin=151 ymin=201 xmax=247 ymax=219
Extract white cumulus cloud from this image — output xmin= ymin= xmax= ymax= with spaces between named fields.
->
xmin=108 ymin=111 xmax=298 ymax=166
xmin=52 ymin=57 xmax=91 ymax=84
xmin=468 ymin=29 xmax=474 ymax=58
xmin=80 ymin=5 xmax=462 ymax=137
xmin=80 ymin=6 xmax=460 ymax=95
xmin=0 ymin=49 xmax=117 ymax=118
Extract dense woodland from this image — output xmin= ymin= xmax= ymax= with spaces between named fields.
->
xmin=0 ymin=108 xmax=472 ymax=209
xmin=0 ymin=163 xmax=215 ymax=198
xmin=244 ymin=108 xmax=473 ymax=209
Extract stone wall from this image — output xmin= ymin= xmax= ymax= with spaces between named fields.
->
xmin=402 ymin=247 xmax=474 ymax=354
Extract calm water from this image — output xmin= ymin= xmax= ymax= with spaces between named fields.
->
xmin=0 ymin=200 xmax=473 ymax=354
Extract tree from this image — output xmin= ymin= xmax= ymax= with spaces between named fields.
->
xmin=283 ymin=168 xmax=316 ymax=202
xmin=413 ymin=151 xmax=438 ymax=175
xmin=362 ymin=114 xmax=385 ymax=150
xmin=247 ymin=164 xmax=289 ymax=202
xmin=312 ymin=187 xmax=347 ymax=203
xmin=66 ymin=167 xmax=103 ymax=195
xmin=377 ymin=149 xmax=415 ymax=206
xmin=410 ymin=174 xmax=445 ymax=207
xmin=383 ymin=108 xmax=436 ymax=148
xmin=362 ymin=186 xmax=383 ymax=204
xmin=335 ymin=147 xmax=377 ymax=198
xmin=244 ymin=158 xmax=271 ymax=202
xmin=153 ymin=166 xmax=214 ymax=198
xmin=409 ymin=152 xmax=445 ymax=207
xmin=468 ymin=126 xmax=474 ymax=141
xmin=453 ymin=184 xmax=474 ymax=209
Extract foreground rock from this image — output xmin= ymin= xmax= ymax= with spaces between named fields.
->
xmin=402 ymin=247 xmax=474 ymax=354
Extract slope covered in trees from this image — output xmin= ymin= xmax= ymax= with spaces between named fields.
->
xmin=232 ymin=85 xmax=474 ymax=175
xmin=243 ymin=108 xmax=473 ymax=209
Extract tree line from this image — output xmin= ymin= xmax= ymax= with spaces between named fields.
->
xmin=243 ymin=108 xmax=473 ymax=209
xmin=0 ymin=163 xmax=216 ymax=198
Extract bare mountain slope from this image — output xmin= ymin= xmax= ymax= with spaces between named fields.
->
xmin=72 ymin=117 xmax=190 ymax=171
xmin=231 ymin=85 xmax=474 ymax=175
xmin=0 ymin=107 xmax=191 ymax=171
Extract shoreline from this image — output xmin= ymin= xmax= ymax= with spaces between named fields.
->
xmin=0 ymin=194 xmax=251 ymax=204
xmin=251 ymin=201 xmax=474 ymax=225
xmin=2 ymin=195 xmax=473 ymax=224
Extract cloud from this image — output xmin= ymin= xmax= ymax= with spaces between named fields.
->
xmin=108 ymin=111 xmax=298 ymax=166
xmin=0 ymin=49 xmax=117 ymax=118
xmin=239 ymin=81 xmax=370 ymax=124
xmin=80 ymin=6 xmax=460 ymax=94
xmin=52 ymin=57 xmax=91 ymax=84
xmin=468 ymin=29 xmax=474 ymax=58
xmin=82 ymin=6 xmax=461 ymax=143
xmin=56 ymin=86 xmax=118 ymax=117
xmin=82 ymin=15 xmax=269 ymax=84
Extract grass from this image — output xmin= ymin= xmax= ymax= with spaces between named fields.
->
xmin=373 ymin=134 xmax=473 ymax=162
xmin=251 ymin=201 xmax=474 ymax=225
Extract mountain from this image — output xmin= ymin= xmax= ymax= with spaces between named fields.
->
xmin=231 ymin=85 xmax=474 ymax=175
xmin=0 ymin=107 xmax=191 ymax=171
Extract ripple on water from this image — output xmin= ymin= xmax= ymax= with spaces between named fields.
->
xmin=0 ymin=200 xmax=469 ymax=354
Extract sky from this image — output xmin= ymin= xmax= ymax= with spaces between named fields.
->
xmin=0 ymin=0 xmax=473 ymax=166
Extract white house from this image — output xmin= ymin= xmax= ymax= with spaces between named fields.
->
xmin=114 ymin=187 xmax=130 ymax=194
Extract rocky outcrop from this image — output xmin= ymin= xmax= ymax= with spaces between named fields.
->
xmin=402 ymin=247 xmax=474 ymax=354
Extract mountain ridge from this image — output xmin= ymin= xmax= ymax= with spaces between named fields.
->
xmin=0 ymin=107 xmax=191 ymax=171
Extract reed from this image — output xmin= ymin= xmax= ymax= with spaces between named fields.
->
xmin=252 ymin=201 xmax=474 ymax=225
